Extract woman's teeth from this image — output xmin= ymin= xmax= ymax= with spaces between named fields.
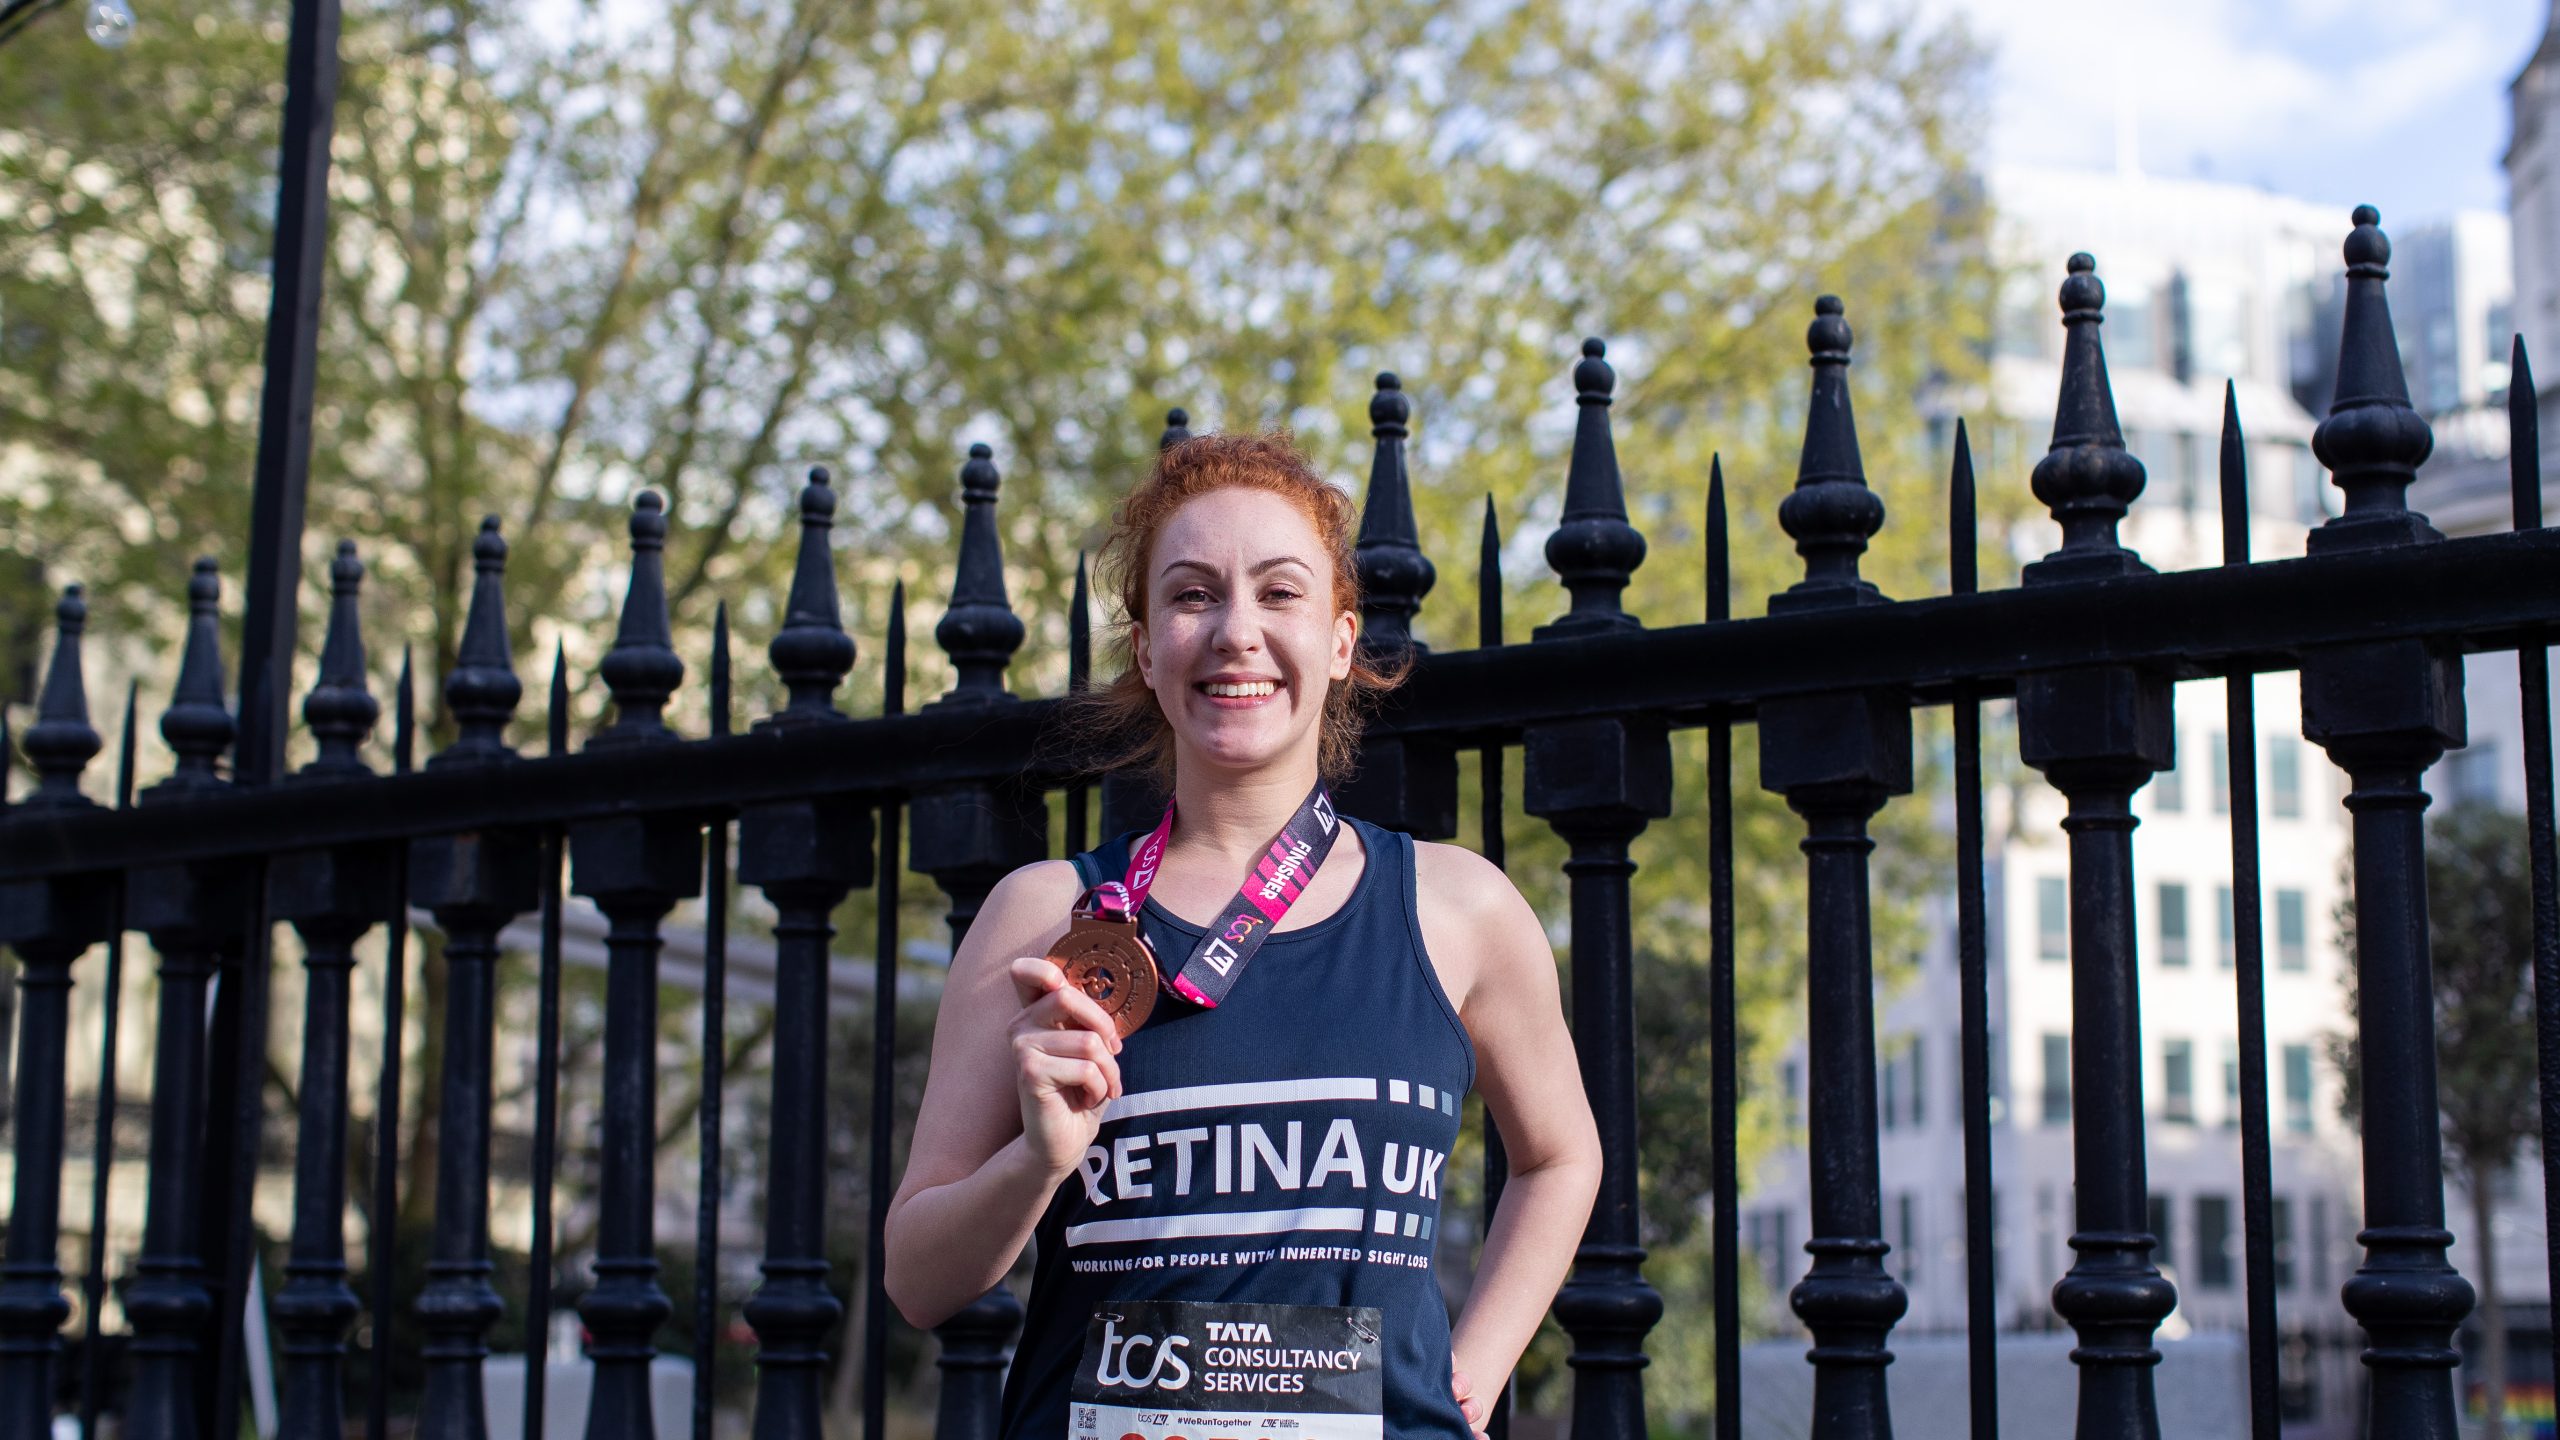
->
xmin=1202 ymin=680 xmax=1277 ymax=698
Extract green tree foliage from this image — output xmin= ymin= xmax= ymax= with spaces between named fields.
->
xmin=2332 ymin=802 xmax=2542 ymax=1440
xmin=1 ymin=0 xmax=1992 ymax=1429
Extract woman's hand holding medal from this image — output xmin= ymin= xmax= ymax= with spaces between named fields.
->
xmin=1005 ymin=954 xmax=1126 ymax=1177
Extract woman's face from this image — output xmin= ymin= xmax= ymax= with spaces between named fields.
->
xmin=1132 ymin=486 xmax=1356 ymax=779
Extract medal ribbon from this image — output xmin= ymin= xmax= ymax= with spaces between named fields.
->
xmin=1089 ymin=779 xmax=1340 ymax=1009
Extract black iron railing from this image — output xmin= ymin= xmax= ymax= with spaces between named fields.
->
xmin=3 ymin=205 xmax=2559 ymax=1440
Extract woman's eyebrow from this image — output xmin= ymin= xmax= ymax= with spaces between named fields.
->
xmin=1158 ymin=556 xmax=1315 ymax=579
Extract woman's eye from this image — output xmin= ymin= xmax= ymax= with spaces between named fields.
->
xmin=1173 ymin=587 xmax=1214 ymax=604
xmin=1263 ymin=588 xmax=1302 ymax=603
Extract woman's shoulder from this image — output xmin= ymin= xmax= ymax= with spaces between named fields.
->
xmin=958 ymin=858 xmax=1089 ymax=970
xmin=981 ymin=857 xmax=1086 ymax=916
xmin=1409 ymin=837 xmax=1521 ymax=908
xmin=1407 ymin=839 xmax=1537 ymax=1011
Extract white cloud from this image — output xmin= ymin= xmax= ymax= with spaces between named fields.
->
xmin=1922 ymin=0 xmax=2534 ymax=216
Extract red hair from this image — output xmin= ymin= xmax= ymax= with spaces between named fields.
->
xmin=1065 ymin=430 xmax=1408 ymax=788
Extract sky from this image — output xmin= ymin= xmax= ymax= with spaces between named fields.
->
xmin=1930 ymin=0 xmax=2547 ymax=225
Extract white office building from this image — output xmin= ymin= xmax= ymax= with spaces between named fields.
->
xmin=1744 ymin=164 xmax=2412 ymax=1434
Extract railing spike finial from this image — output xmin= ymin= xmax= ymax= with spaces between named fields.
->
xmin=434 ymin=516 xmax=523 ymax=768
xmin=1356 ymin=370 xmax=1436 ymax=656
xmin=1534 ymin=337 xmax=1647 ymax=640
xmin=154 ymin=557 xmax=236 ymax=794
xmin=2220 ymin=382 xmax=2252 ymax=568
xmin=300 ymin=540 xmax=380 ymax=779
xmin=395 ymin=644 xmax=417 ymax=775
xmin=930 ymin=443 xmax=1026 ymax=708
xmin=2310 ymin=206 xmax=2440 ymax=553
xmin=767 ymin=466 xmax=855 ymax=726
xmin=550 ymin=640 xmax=571 ymax=755
xmin=23 ymin=584 xmax=103 ymax=810
xmin=592 ymin=491 xmax=685 ymax=746
xmin=1070 ymin=550 xmax=1092 ymax=695
xmin=1477 ymin=494 xmax=1503 ymax=649
xmin=1775 ymin=298 xmax=1887 ymax=611
xmin=885 ymin=578 xmax=908 ymax=717
xmin=1950 ymin=422 xmax=1979 ymax=596
xmin=1159 ymin=407 xmax=1194 ymax=452
xmin=713 ymin=598 xmax=733 ymax=735
xmin=2513 ymin=333 xmax=2541 ymax=531
xmin=2027 ymin=254 xmax=2151 ymax=583
xmin=1708 ymin=455 xmax=1730 ymax=622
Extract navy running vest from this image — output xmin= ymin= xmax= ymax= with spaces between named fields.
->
xmin=997 ymin=815 xmax=1477 ymax=1440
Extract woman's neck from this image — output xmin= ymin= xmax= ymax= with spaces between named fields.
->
xmin=1165 ymin=752 xmax=1323 ymax=868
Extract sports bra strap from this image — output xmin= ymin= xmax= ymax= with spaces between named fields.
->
xmin=1068 ymin=851 xmax=1102 ymax=889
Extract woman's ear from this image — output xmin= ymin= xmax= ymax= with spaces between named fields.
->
xmin=1331 ymin=609 xmax=1356 ymax=682
xmin=1132 ymin=620 xmax=1155 ymax=690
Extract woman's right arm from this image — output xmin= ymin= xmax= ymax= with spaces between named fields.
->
xmin=883 ymin=859 xmax=1126 ymax=1330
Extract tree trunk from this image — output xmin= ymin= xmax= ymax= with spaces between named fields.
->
xmin=2473 ymin=1163 xmax=2507 ymax=1440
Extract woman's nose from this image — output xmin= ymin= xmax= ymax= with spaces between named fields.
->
xmin=1209 ymin=601 xmax=1260 ymax=654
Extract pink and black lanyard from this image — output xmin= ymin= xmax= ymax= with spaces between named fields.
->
xmin=1084 ymin=780 xmax=1341 ymax=1009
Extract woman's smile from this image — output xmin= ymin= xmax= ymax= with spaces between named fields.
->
xmin=1195 ymin=673 xmax=1284 ymax=706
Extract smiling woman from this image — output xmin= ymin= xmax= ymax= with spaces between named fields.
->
xmin=1072 ymin=431 xmax=1409 ymax=790
xmin=883 ymin=431 xmax=1603 ymax=1440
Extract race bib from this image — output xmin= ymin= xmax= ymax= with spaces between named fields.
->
xmin=1069 ymin=1299 xmax=1385 ymax=1440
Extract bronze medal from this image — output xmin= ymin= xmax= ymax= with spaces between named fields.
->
xmin=1047 ymin=914 xmax=1159 ymax=1039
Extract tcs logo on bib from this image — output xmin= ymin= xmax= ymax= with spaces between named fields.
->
xmin=1094 ymin=1316 xmax=1191 ymax=1391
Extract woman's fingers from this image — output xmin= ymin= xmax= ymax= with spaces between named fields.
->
xmin=1018 ymin=1046 xmax=1116 ymax=1111
xmin=1451 ymin=1365 xmax=1487 ymax=1437
xmin=1008 ymin=954 xmax=1068 ymax=1009
xmin=1016 ymin=1029 xmax=1123 ymax=1103
xmin=1009 ymin=956 xmax=1124 ymax=1051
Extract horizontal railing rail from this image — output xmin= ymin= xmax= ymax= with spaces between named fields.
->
xmin=8 ymin=527 xmax=2554 ymax=880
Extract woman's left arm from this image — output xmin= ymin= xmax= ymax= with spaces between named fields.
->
xmin=1418 ymin=844 xmax=1605 ymax=1428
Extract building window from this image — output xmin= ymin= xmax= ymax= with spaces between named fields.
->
xmin=2292 ymin=444 xmax=2326 ymax=526
xmin=2276 ymin=889 xmax=2308 ymax=973
xmin=2157 ymin=745 xmax=2184 ymax=812
xmin=2112 ymin=285 xmax=2158 ymax=370
xmin=2446 ymin=740 xmax=2503 ymax=806
xmin=2269 ymin=738 xmax=2303 ymax=818
xmin=2310 ymin=1196 xmax=2328 ymax=1290
xmin=2217 ymin=885 xmax=2237 ymax=970
xmin=1883 ymin=1042 xmax=1900 ymax=1133
xmin=2042 ymin=1033 xmax=2072 ymax=1127
xmin=2221 ymin=1039 xmax=2241 ymax=1130
xmin=2157 ymin=882 xmax=2189 ymax=967
xmin=2038 ymin=876 xmax=2069 ymax=962
xmin=2210 ymin=730 xmax=2231 ymax=814
xmin=2148 ymin=1193 xmax=2174 ymax=1275
xmin=2162 ymin=1038 xmax=2195 ymax=1124
xmin=1752 ymin=1209 xmax=1795 ymax=1296
xmin=1898 ymin=1193 xmax=1919 ymax=1288
xmin=2175 ymin=431 xmax=2204 ymax=512
xmin=2283 ymin=1045 xmax=2314 ymax=1135
xmin=1780 ymin=1058 xmax=1802 ymax=1131
xmin=2196 ymin=1195 xmax=2234 ymax=1289
xmin=2273 ymin=1196 xmax=2295 ymax=1290
xmin=1909 ymin=1034 xmax=1926 ymax=1129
